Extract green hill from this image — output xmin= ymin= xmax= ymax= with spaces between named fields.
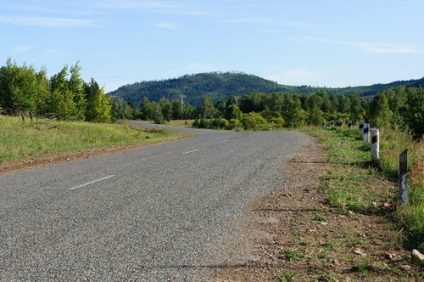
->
xmin=107 ymin=72 xmax=424 ymax=107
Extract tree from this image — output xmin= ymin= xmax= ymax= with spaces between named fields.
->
xmin=239 ymin=93 xmax=263 ymax=113
xmin=84 ymin=78 xmax=112 ymax=123
xmin=171 ymin=99 xmax=183 ymax=120
xmin=201 ymin=95 xmax=214 ymax=118
xmin=225 ymin=104 xmax=242 ymax=121
xmin=139 ymin=96 xmax=154 ymax=120
xmin=402 ymin=87 xmax=424 ymax=137
xmin=68 ymin=62 xmax=86 ymax=120
xmin=35 ymin=68 xmax=50 ymax=118
xmin=368 ymin=93 xmax=392 ymax=128
xmin=183 ymin=103 xmax=194 ymax=119
xmin=282 ymin=95 xmax=306 ymax=127
xmin=0 ymin=59 xmax=38 ymax=120
xmin=151 ymin=102 xmax=164 ymax=124
xmin=328 ymin=93 xmax=338 ymax=113
xmin=349 ymin=94 xmax=365 ymax=121
xmin=159 ymin=98 xmax=173 ymax=121
xmin=49 ymin=66 xmax=76 ymax=120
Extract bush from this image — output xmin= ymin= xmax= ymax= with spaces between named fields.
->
xmin=241 ymin=112 xmax=266 ymax=130
xmin=227 ymin=118 xmax=242 ymax=130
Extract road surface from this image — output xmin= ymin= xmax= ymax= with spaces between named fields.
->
xmin=0 ymin=122 xmax=310 ymax=280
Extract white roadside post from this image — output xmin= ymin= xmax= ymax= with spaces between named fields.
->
xmin=363 ymin=123 xmax=369 ymax=143
xmin=348 ymin=120 xmax=352 ymax=132
xmin=330 ymin=120 xmax=334 ymax=128
xmin=371 ymin=128 xmax=380 ymax=161
xmin=359 ymin=120 xmax=364 ymax=134
xmin=399 ymin=149 xmax=408 ymax=207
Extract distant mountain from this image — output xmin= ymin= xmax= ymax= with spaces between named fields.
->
xmin=107 ymin=72 xmax=424 ymax=107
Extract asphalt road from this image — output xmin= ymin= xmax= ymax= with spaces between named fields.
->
xmin=0 ymin=122 xmax=310 ymax=281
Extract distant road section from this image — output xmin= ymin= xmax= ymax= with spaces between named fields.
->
xmin=0 ymin=122 xmax=311 ymax=280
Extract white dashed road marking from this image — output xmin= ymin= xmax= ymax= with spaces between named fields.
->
xmin=70 ymin=175 xmax=116 ymax=190
xmin=183 ymin=149 xmax=199 ymax=155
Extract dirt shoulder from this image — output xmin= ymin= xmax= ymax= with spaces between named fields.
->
xmin=0 ymin=141 xmax=171 ymax=175
xmin=212 ymin=136 xmax=422 ymax=281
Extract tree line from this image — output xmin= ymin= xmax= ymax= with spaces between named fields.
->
xmin=1 ymin=59 xmax=422 ymax=138
xmin=0 ymin=59 xmax=112 ymax=122
xmin=137 ymin=86 xmax=423 ymax=138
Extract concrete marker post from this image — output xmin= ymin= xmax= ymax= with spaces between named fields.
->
xmin=330 ymin=120 xmax=334 ymax=128
xmin=359 ymin=120 xmax=364 ymax=134
xmin=371 ymin=128 xmax=379 ymax=161
xmin=348 ymin=120 xmax=353 ymax=132
xmin=363 ymin=123 xmax=369 ymax=143
xmin=338 ymin=120 xmax=343 ymax=130
xmin=399 ymin=149 xmax=408 ymax=207
xmin=322 ymin=122 xmax=325 ymax=129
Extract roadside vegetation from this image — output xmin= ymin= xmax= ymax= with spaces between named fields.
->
xmin=302 ymin=125 xmax=424 ymax=279
xmin=315 ymin=125 xmax=423 ymax=239
xmin=0 ymin=116 xmax=186 ymax=165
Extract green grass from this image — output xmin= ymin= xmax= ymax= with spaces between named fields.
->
xmin=304 ymin=125 xmax=424 ymax=253
xmin=0 ymin=116 xmax=188 ymax=164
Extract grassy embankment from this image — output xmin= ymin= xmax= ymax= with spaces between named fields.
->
xmin=306 ymin=125 xmax=424 ymax=253
xmin=0 ymin=116 xmax=188 ymax=164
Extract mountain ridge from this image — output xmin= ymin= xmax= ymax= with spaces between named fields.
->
xmin=107 ymin=72 xmax=424 ymax=107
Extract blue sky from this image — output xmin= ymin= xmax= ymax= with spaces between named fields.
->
xmin=1 ymin=0 xmax=423 ymax=92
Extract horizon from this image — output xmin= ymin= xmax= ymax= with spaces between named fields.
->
xmin=2 ymin=1 xmax=424 ymax=93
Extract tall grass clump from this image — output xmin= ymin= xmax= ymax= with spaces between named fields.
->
xmin=379 ymin=124 xmax=415 ymax=179
xmin=396 ymin=137 xmax=424 ymax=250
xmin=375 ymin=125 xmax=424 ymax=249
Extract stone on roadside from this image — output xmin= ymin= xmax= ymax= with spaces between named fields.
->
xmin=353 ymin=248 xmax=365 ymax=256
xmin=400 ymin=265 xmax=411 ymax=271
xmin=412 ymin=249 xmax=424 ymax=261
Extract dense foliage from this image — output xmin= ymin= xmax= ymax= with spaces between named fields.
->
xmin=107 ymin=72 xmax=424 ymax=107
xmin=136 ymin=85 xmax=424 ymax=138
xmin=0 ymin=59 xmax=112 ymax=122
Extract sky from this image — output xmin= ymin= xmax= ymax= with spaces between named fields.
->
xmin=1 ymin=0 xmax=424 ymax=93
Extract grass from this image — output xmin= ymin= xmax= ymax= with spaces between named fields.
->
xmin=305 ymin=125 xmax=424 ymax=252
xmin=167 ymin=119 xmax=195 ymax=128
xmin=0 ymin=116 xmax=188 ymax=164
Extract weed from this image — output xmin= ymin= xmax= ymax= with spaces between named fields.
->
xmin=351 ymin=262 xmax=374 ymax=275
xmin=282 ymin=248 xmax=300 ymax=261
xmin=314 ymin=214 xmax=327 ymax=222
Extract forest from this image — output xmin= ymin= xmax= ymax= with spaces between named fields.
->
xmin=137 ymin=86 xmax=424 ymax=138
xmin=1 ymin=59 xmax=423 ymax=138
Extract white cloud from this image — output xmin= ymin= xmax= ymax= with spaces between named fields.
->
xmin=292 ymin=36 xmax=424 ymax=54
xmin=99 ymin=0 xmax=185 ymax=11
xmin=350 ymin=42 xmax=424 ymax=54
xmin=224 ymin=17 xmax=316 ymax=30
xmin=0 ymin=16 xmax=93 ymax=27
xmin=265 ymin=68 xmax=329 ymax=86
xmin=13 ymin=45 xmax=33 ymax=54
xmin=154 ymin=22 xmax=179 ymax=31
